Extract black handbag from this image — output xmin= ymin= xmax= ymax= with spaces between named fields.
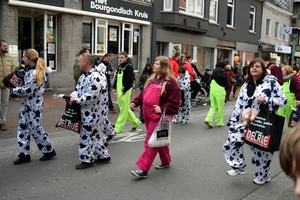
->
xmin=56 ymin=96 xmax=81 ymax=133
xmin=244 ymin=110 xmax=285 ymax=152
xmin=288 ymin=107 xmax=300 ymax=127
xmin=3 ymin=67 xmax=26 ymax=88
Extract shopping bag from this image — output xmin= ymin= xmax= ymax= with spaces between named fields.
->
xmin=288 ymin=106 xmax=300 ymax=127
xmin=3 ymin=67 xmax=26 ymax=88
xmin=148 ymin=109 xmax=172 ymax=148
xmin=244 ymin=111 xmax=285 ymax=152
xmin=56 ymin=96 xmax=81 ymax=133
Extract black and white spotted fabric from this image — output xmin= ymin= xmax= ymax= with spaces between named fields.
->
xmin=70 ymin=67 xmax=110 ymax=163
xmin=173 ymin=71 xmax=191 ymax=123
xmin=223 ymin=75 xmax=286 ymax=181
xmin=13 ymin=67 xmax=54 ymax=155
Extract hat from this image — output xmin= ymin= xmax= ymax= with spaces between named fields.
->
xmin=205 ymin=68 xmax=212 ymax=71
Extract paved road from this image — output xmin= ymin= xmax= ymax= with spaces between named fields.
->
xmin=0 ymin=99 xmax=297 ymax=200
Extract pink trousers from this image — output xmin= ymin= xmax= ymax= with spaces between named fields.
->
xmin=136 ymin=119 xmax=171 ymax=172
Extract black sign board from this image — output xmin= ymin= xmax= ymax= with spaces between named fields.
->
xmin=83 ymin=0 xmax=153 ymax=22
xmin=20 ymin=0 xmax=64 ymax=7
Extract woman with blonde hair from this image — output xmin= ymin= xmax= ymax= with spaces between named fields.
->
xmin=278 ymin=65 xmax=300 ymax=127
xmin=129 ymin=56 xmax=181 ymax=178
xmin=12 ymin=49 xmax=56 ymax=164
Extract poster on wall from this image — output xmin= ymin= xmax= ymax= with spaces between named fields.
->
xmin=46 ymin=15 xmax=56 ymax=70
xmin=109 ymin=28 xmax=117 ymax=41
xmin=173 ymin=44 xmax=181 ymax=56
xmin=48 ymin=43 xmax=55 ymax=54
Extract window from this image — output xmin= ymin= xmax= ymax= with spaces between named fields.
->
xmin=265 ymin=18 xmax=270 ymax=36
xmin=249 ymin=5 xmax=256 ymax=32
xmin=227 ymin=0 xmax=235 ymax=26
xmin=95 ymin=19 xmax=107 ymax=54
xmin=274 ymin=22 xmax=279 ymax=38
xmin=209 ymin=0 xmax=218 ymax=23
xmin=164 ymin=0 xmax=173 ymax=11
xmin=180 ymin=0 xmax=204 ymax=17
xmin=282 ymin=24 xmax=286 ymax=40
xmin=122 ymin=23 xmax=133 ymax=57
xmin=82 ymin=23 xmax=92 ymax=51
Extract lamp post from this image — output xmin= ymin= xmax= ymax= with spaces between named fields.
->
xmin=291 ymin=34 xmax=298 ymax=66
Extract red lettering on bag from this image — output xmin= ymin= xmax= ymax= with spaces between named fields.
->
xmin=56 ymin=118 xmax=80 ymax=133
xmin=245 ymin=128 xmax=270 ymax=148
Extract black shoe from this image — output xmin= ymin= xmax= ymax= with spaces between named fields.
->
xmin=95 ymin=157 xmax=111 ymax=163
xmin=131 ymin=127 xmax=138 ymax=132
xmin=40 ymin=150 xmax=56 ymax=161
xmin=131 ymin=169 xmax=148 ymax=178
xmin=13 ymin=154 xmax=31 ymax=165
xmin=75 ymin=162 xmax=95 ymax=169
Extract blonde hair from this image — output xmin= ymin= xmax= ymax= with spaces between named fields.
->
xmin=282 ymin=65 xmax=293 ymax=75
xmin=23 ymin=49 xmax=45 ymax=85
xmin=145 ymin=56 xmax=176 ymax=95
xmin=280 ymin=122 xmax=300 ymax=177
xmin=226 ymin=65 xmax=231 ymax=70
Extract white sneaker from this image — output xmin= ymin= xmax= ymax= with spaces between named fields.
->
xmin=253 ymin=177 xmax=271 ymax=185
xmin=227 ymin=168 xmax=247 ymax=176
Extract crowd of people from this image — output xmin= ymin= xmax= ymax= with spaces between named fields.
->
xmin=2 ymin=38 xmax=300 ymax=197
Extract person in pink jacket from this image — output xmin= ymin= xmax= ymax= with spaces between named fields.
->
xmin=130 ymin=56 xmax=181 ymax=179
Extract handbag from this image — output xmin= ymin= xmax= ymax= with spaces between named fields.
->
xmin=148 ymin=109 xmax=172 ymax=148
xmin=3 ymin=67 xmax=26 ymax=88
xmin=288 ymin=106 xmax=300 ymax=127
xmin=56 ymin=96 xmax=81 ymax=133
xmin=230 ymin=76 xmax=236 ymax=84
xmin=244 ymin=110 xmax=285 ymax=152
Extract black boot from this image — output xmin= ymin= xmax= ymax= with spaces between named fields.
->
xmin=40 ymin=149 xmax=57 ymax=161
xmin=13 ymin=153 xmax=31 ymax=165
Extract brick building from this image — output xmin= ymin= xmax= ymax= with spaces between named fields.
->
xmin=0 ymin=0 xmax=152 ymax=89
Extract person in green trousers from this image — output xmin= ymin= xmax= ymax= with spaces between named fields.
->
xmin=112 ymin=51 xmax=141 ymax=133
xmin=204 ymin=61 xmax=229 ymax=128
xmin=278 ymin=65 xmax=300 ymax=128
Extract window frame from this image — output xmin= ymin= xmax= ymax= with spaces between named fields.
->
xmin=209 ymin=0 xmax=218 ymax=23
xmin=227 ymin=0 xmax=235 ymax=27
xmin=164 ymin=0 xmax=173 ymax=11
xmin=249 ymin=5 xmax=256 ymax=32
xmin=274 ymin=21 xmax=279 ymax=38
xmin=122 ymin=23 xmax=133 ymax=57
xmin=265 ymin=18 xmax=271 ymax=36
xmin=94 ymin=19 xmax=107 ymax=55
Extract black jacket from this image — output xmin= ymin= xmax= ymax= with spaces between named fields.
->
xmin=211 ymin=67 xmax=229 ymax=90
xmin=191 ymin=63 xmax=202 ymax=78
xmin=99 ymin=59 xmax=113 ymax=88
xmin=113 ymin=58 xmax=134 ymax=93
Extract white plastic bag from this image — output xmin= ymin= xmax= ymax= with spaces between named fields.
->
xmin=148 ymin=109 xmax=172 ymax=148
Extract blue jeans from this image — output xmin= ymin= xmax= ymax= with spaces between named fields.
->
xmin=108 ymin=86 xmax=114 ymax=110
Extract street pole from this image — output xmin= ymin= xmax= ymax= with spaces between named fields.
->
xmin=291 ymin=34 xmax=298 ymax=67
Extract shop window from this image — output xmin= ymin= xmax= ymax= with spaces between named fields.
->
xmin=180 ymin=0 xmax=204 ymax=17
xmin=132 ymin=28 xmax=140 ymax=71
xmin=82 ymin=23 xmax=92 ymax=51
xmin=249 ymin=5 xmax=256 ymax=32
xmin=95 ymin=19 xmax=107 ymax=54
xmin=274 ymin=21 xmax=279 ymax=38
xmin=209 ymin=0 xmax=218 ymax=23
xmin=164 ymin=0 xmax=173 ymax=11
xmin=197 ymin=47 xmax=214 ymax=73
xmin=122 ymin=23 xmax=133 ymax=57
xmin=227 ymin=0 xmax=235 ymax=27
xmin=265 ymin=18 xmax=270 ymax=36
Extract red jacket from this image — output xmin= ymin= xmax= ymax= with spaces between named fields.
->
xmin=267 ymin=62 xmax=284 ymax=85
xmin=226 ymin=70 xmax=236 ymax=86
xmin=170 ymin=57 xmax=179 ymax=78
xmin=182 ymin=58 xmax=197 ymax=82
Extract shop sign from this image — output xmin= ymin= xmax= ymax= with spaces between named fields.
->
xmin=295 ymin=51 xmax=300 ymax=57
xmin=281 ymin=27 xmax=292 ymax=35
xmin=275 ymin=45 xmax=291 ymax=54
xmin=83 ymin=0 xmax=153 ymax=22
xmin=20 ymin=0 xmax=64 ymax=7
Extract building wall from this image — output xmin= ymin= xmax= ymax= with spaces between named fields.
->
xmin=261 ymin=2 xmax=292 ymax=46
xmin=139 ymin=25 xmax=151 ymax=70
xmin=0 ymin=0 xmax=18 ymax=52
xmin=48 ymin=13 xmax=83 ymax=88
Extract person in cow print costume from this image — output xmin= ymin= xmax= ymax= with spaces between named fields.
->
xmin=223 ymin=58 xmax=286 ymax=185
xmin=12 ymin=49 xmax=56 ymax=165
xmin=69 ymin=53 xmax=110 ymax=169
xmin=172 ymin=67 xmax=191 ymax=124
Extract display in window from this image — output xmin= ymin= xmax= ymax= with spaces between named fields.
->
xmin=173 ymin=44 xmax=181 ymax=55
xmin=109 ymin=28 xmax=117 ymax=41
xmin=97 ymin=44 xmax=105 ymax=54
xmin=48 ymin=43 xmax=55 ymax=54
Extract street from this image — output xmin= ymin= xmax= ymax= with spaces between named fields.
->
xmin=0 ymin=98 xmax=296 ymax=200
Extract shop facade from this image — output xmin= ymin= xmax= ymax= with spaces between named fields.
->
xmin=1 ymin=0 xmax=152 ymax=88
